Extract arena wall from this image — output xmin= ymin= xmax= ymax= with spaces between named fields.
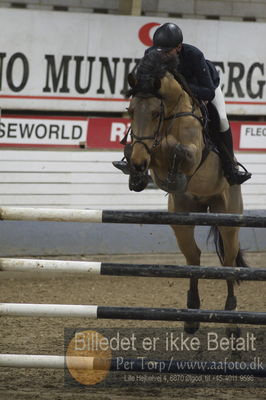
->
xmin=1 ymin=0 xmax=266 ymax=22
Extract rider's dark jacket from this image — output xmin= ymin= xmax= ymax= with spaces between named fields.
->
xmin=146 ymin=43 xmax=220 ymax=101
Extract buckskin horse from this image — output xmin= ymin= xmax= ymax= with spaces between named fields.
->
xmin=124 ymin=49 xmax=248 ymax=334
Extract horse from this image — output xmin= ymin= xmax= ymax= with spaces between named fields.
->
xmin=124 ymin=49 xmax=248 ymax=335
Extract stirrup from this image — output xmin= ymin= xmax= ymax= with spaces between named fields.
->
xmin=225 ymin=167 xmax=252 ymax=186
xmin=112 ymin=160 xmax=130 ymax=175
xmin=236 ymin=161 xmax=250 ymax=174
xmin=235 ymin=162 xmax=252 ymax=184
xmin=234 ymin=171 xmax=251 ymax=185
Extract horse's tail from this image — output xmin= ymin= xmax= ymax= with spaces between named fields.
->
xmin=208 ymin=226 xmax=249 ymax=283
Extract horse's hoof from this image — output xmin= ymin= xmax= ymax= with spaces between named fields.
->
xmin=129 ymin=171 xmax=148 ymax=192
xmin=226 ymin=326 xmax=241 ymax=339
xmin=184 ymin=321 xmax=200 ymax=334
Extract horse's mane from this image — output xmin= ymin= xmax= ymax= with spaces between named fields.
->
xmin=126 ymin=49 xmax=196 ymax=100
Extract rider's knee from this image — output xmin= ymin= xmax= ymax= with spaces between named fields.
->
xmin=219 ymin=117 xmax=230 ymax=133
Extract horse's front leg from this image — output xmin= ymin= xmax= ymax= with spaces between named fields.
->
xmin=168 ymin=194 xmax=204 ymax=333
xmin=170 ymin=143 xmax=199 ymax=176
xmin=170 ymin=224 xmax=201 ymax=334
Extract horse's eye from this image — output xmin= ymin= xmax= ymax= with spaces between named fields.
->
xmin=152 ymin=111 xmax=160 ymax=119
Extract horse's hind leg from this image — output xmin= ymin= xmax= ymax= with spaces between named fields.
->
xmin=218 ymin=226 xmax=241 ymax=337
xmin=170 ymin=224 xmax=201 ymax=334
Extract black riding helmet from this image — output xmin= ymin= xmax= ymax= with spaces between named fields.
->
xmin=153 ymin=23 xmax=183 ymax=49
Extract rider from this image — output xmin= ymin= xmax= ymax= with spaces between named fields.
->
xmin=114 ymin=22 xmax=251 ymax=186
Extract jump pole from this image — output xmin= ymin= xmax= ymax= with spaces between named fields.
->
xmin=0 ymin=354 xmax=108 ymax=370
xmin=0 ymin=354 xmax=67 ymax=369
xmin=1 ymin=303 xmax=266 ymax=325
xmin=0 ymin=207 xmax=266 ymax=227
xmin=0 ymin=354 xmax=265 ymax=376
xmin=1 ymin=258 xmax=266 ymax=281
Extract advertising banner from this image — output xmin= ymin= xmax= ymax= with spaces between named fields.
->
xmin=0 ymin=116 xmax=88 ymax=148
xmin=0 ymin=116 xmax=264 ymax=151
xmin=0 ymin=9 xmax=266 ymax=114
xmin=231 ymin=121 xmax=266 ymax=151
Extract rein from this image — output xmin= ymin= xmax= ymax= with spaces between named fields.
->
xmin=164 ymin=105 xmax=205 ymax=127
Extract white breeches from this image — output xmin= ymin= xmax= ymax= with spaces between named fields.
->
xmin=211 ymin=85 xmax=230 ymax=132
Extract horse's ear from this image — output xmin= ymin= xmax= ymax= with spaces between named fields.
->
xmin=128 ymin=73 xmax=137 ymax=88
xmin=153 ymin=77 xmax=161 ymax=90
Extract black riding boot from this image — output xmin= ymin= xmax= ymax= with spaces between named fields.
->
xmin=112 ymin=143 xmax=133 ymax=175
xmin=112 ymin=158 xmax=130 ymax=175
xmin=217 ymin=129 xmax=251 ymax=185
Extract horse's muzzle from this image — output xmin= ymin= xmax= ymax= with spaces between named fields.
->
xmin=129 ymin=170 xmax=149 ymax=192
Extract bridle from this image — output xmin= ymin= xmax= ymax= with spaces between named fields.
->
xmin=129 ymin=99 xmax=165 ymax=154
xmin=124 ymin=95 xmax=205 ymax=156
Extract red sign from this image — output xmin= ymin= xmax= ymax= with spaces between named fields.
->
xmin=87 ymin=118 xmax=130 ymax=149
xmin=86 ymin=118 xmax=266 ymax=152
